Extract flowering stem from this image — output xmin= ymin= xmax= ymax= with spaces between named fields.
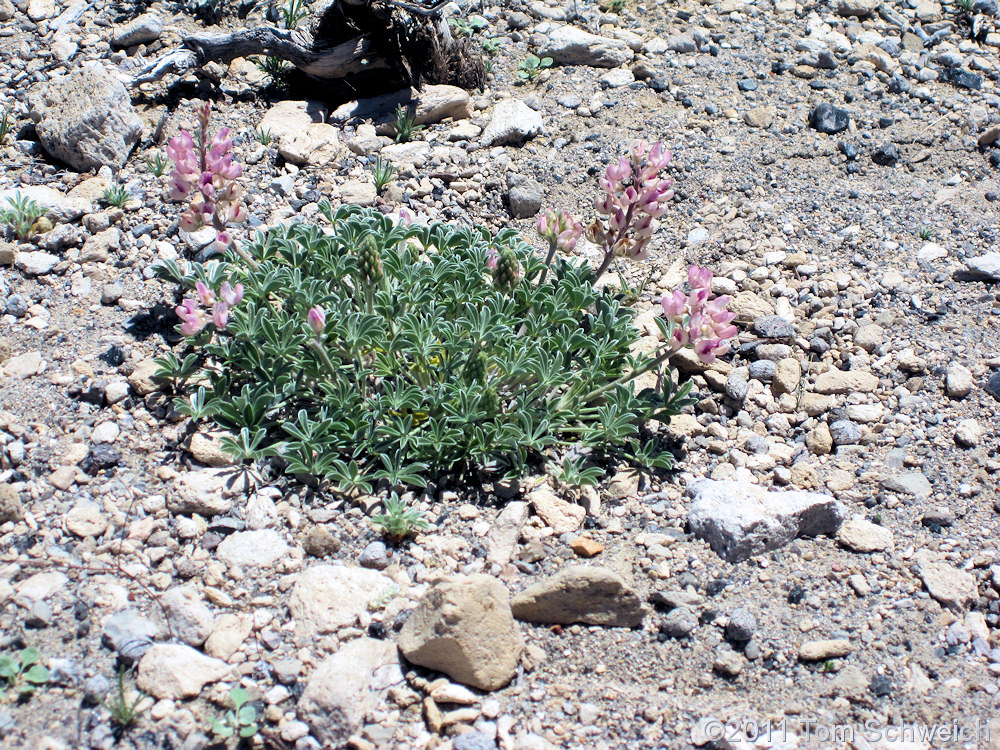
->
xmin=307 ymin=338 xmax=339 ymax=380
xmin=554 ymin=343 xmax=676 ymax=411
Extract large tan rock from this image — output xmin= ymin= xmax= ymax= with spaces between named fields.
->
xmin=288 ymin=565 xmax=393 ymax=640
xmin=528 ymin=486 xmax=584 ymax=534
xmin=258 ymin=101 xmax=341 ymax=166
xmin=137 ymin=644 xmax=230 ymax=699
xmin=814 ymin=369 xmax=879 ymax=394
xmin=397 ymin=574 xmax=523 ymax=691
xmin=510 ymin=566 xmax=646 ymax=627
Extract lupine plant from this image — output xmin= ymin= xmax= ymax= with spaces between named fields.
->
xmin=372 ymin=494 xmax=431 ymax=542
xmin=1 ymin=193 xmax=46 ymax=241
xmin=154 ymin=133 xmax=737 ymax=491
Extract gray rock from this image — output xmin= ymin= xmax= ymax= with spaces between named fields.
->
xmin=985 ymin=372 xmax=1000 ymax=402
xmin=5 ymin=294 xmax=29 ymax=318
xmin=453 ymin=731 xmax=496 ymax=750
xmin=112 ymin=13 xmax=163 ymax=47
xmin=829 ymin=419 xmax=862 ymax=445
xmin=289 ymin=565 xmax=393 ymax=640
xmin=835 ymin=0 xmax=879 ymax=17
xmin=358 ymin=541 xmax=390 ymax=570
xmin=960 ymin=252 xmax=1000 ymax=282
xmin=686 ymin=480 xmax=845 ymax=562
xmin=136 ymin=644 xmax=230 ymax=700
xmin=481 ymin=99 xmax=543 ymax=147
xmin=665 ymin=34 xmax=697 ymax=53
xmin=537 ymin=25 xmax=633 ymax=68
xmin=871 ymin=143 xmax=900 ymax=167
xmin=486 ymin=501 xmax=528 ymax=565
xmin=508 ymin=178 xmax=544 ymax=219
xmin=298 ymin=638 xmax=402 ymax=747
xmin=47 ymin=658 xmax=80 ymax=686
xmin=880 ymin=471 xmax=932 ymax=497
xmin=101 ymin=608 xmax=159 ymax=664
xmin=83 ymin=674 xmax=111 ymax=706
xmin=216 ymin=530 xmax=288 ymax=568
xmin=748 ymin=360 xmax=776 ymax=382
xmin=510 ymin=565 xmax=647 ymax=627
xmin=810 ymin=103 xmax=850 ymax=134
xmin=725 ymin=369 xmax=749 ymax=401
xmin=161 ymin=585 xmax=215 ymax=647
xmin=659 ymin=607 xmax=698 ymax=638
xmin=726 ymin=608 xmax=757 ymax=641
xmin=919 ymin=561 xmax=978 ymax=611
xmin=27 ymin=65 xmax=142 ymax=172
xmin=14 ymin=251 xmax=59 ymax=276
xmin=753 ymin=315 xmax=794 ymax=339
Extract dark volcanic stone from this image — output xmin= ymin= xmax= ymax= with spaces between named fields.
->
xmin=81 ymin=444 xmax=121 ymax=475
xmin=871 ymin=143 xmax=900 ymax=166
xmin=984 ymin=372 xmax=1000 ymax=401
xmin=941 ymin=67 xmax=982 ymax=91
xmin=810 ymin=103 xmax=850 ymax=134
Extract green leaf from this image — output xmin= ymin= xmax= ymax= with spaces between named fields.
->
xmin=238 ymin=723 xmax=259 ymax=738
xmin=0 ymin=655 xmax=17 ymax=678
xmin=23 ymin=665 xmax=49 ymax=685
xmin=237 ymin=705 xmax=257 ymax=724
xmin=230 ymin=686 xmax=249 ymax=709
xmin=19 ymin=648 xmax=40 ymax=668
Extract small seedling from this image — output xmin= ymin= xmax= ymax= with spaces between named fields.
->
xmin=481 ymin=37 xmax=501 ymax=55
xmin=280 ymin=0 xmax=308 ymax=28
xmin=821 ymin=660 xmax=837 ymax=673
xmin=0 ymin=647 xmax=49 ymax=698
xmin=551 ymin=456 xmax=604 ymax=488
xmin=253 ymin=56 xmax=290 ymax=85
xmin=210 ymin=687 xmax=259 ymax=740
xmin=372 ymin=494 xmax=430 ymax=542
xmin=917 ymin=226 xmax=936 ymax=241
xmin=518 ymin=55 xmax=553 ymax=82
xmin=0 ymin=109 xmax=13 ymax=145
xmin=370 ymin=156 xmax=397 ymax=195
xmin=253 ymin=126 xmax=273 ymax=146
xmin=1 ymin=192 xmax=47 ymax=241
xmin=448 ymin=16 xmax=487 ymax=37
xmin=956 ymin=0 xmax=975 ymax=11
xmin=146 ymin=152 xmax=168 ymax=177
xmin=393 ymin=104 xmax=424 ymax=143
xmin=102 ymin=185 xmax=130 ymax=209
xmin=602 ymin=0 xmax=627 ymax=11
xmin=103 ymin=666 xmax=148 ymax=730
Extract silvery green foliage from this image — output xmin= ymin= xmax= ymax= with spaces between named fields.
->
xmin=155 ymin=202 xmax=692 ymax=492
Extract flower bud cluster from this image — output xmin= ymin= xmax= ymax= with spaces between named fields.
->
xmin=166 ymin=102 xmax=247 ymax=251
xmin=176 ymin=280 xmax=244 ymax=336
xmin=588 ymin=140 xmax=673 ymax=261
xmin=536 ymin=209 xmax=583 ymax=255
xmin=660 ymin=266 xmax=738 ymax=364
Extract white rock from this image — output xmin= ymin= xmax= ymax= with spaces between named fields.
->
xmin=137 ymin=644 xmax=231 ymax=699
xmin=954 ymin=419 xmax=983 ymax=447
xmin=91 ymin=421 xmax=120 ymax=444
xmin=216 ymin=530 xmax=288 ymax=568
xmin=2 ymin=351 xmax=45 ymax=378
xmin=288 ymin=565 xmax=393 ymax=639
xmin=14 ymin=251 xmax=60 ymax=276
xmin=161 ymin=585 xmax=216 ymax=647
xmin=528 ymin=486 xmax=585 ymax=534
xmin=537 ymin=25 xmax=634 ymax=68
xmin=837 ymin=516 xmax=893 ymax=552
xmin=480 ymin=99 xmax=544 ymax=147
xmin=166 ymin=468 xmax=238 ymax=516
xmin=65 ymin=502 xmax=108 ymax=538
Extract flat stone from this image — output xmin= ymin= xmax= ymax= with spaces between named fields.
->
xmin=510 ymin=566 xmax=646 ymax=627
xmin=920 ymin=561 xmax=978 ymax=611
xmin=537 ymin=25 xmax=634 ymax=67
xmin=3 ymin=351 xmax=45 ymax=378
xmin=137 ymin=644 xmax=230 ymax=700
xmin=188 ymin=430 xmax=234 ymax=467
xmin=528 ymin=486 xmax=585 ymax=534
xmin=14 ymin=251 xmax=59 ymax=275
xmin=166 ymin=467 xmax=238 ymax=516
xmin=398 ymin=574 xmax=523 ymax=691
xmin=837 ymin=516 xmax=893 ymax=552
xmin=686 ymin=479 xmax=845 ymax=562
xmin=799 ymin=639 xmax=853 ymax=660
xmin=330 ymin=85 xmax=473 ymax=133
xmin=14 ymin=571 xmax=68 ymax=603
xmin=569 ymin=536 xmax=604 ymax=558
xmin=216 ymin=530 xmax=287 ymax=568
xmin=161 ymin=585 xmax=216 ymax=647
xmin=880 ymin=471 xmax=932 ymax=497
xmin=486 ymin=501 xmax=528 ymax=565
xmin=112 ymin=13 xmax=163 ymax=47
xmin=101 ymin=608 xmax=159 ymax=664
xmin=961 ymin=252 xmax=1000 ymax=282
xmin=204 ymin=614 xmax=252 ymax=660
xmin=288 ymin=565 xmax=393 ymax=639
xmin=481 ymin=99 xmax=544 ymax=147
xmin=813 ymin=369 xmax=879 ymax=394
xmin=298 ymin=638 xmax=403 ymax=747
xmin=65 ymin=502 xmax=108 ymax=538
xmin=945 ymin=363 xmax=974 ymax=399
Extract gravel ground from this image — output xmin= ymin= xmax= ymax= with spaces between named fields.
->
xmin=1 ymin=0 xmax=1000 ymax=749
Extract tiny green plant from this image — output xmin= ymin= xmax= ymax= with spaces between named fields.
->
xmin=551 ymin=456 xmax=604 ymax=488
xmin=102 ymin=185 xmax=130 ymax=209
xmin=394 ymin=104 xmax=424 ymax=143
xmin=821 ymin=660 xmax=837 ymax=673
xmin=280 ymin=0 xmax=308 ymax=28
xmin=254 ymin=126 xmax=273 ymax=146
xmin=602 ymin=0 xmax=627 ymax=11
xmin=370 ymin=156 xmax=397 ymax=195
xmin=253 ymin=56 xmax=290 ymax=85
xmin=210 ymin=687 xmax=259 ymax=740
xmin=518 ymin=54 xmax=553 ymax=82
xmin=0 ymin=109 xmax=13 ymax=145
xmin=103 ymin=666 xmax=148 ymax=731
xmin=481 ymin=37 xmax=501 ymax=55
xmin=1 ymin=192 xmax=47 ymax=241
xmin=0 ymin=647 xmax=49 ymax=698
xmin=918 ymin=226 xmax=935 ymax=241
xmin=146 ymin=152 xmax=168 ymax=177
xmin=373 ymin=494 xmax=431 ymax=542
xmin=956 ymin=0 xmax=975 ymax=11
xmin=448 ymin=16 xmax=487 ymax=37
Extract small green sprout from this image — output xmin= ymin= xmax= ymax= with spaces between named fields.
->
xmin=145 ymin=152 xmax=168 ymax=177
xmin=1 ymin=193 xmax=47 ymax=241
xmin=393 ymin=104 xmax=424 ymax=143
xmin=917 ymin=226 xmax=936 ymax=241
xmin=551 ymin=456 xmax=604 ymax=488
xmin=371 ymin=156 xmax=397 ymax=195
xmin=253 ymin=56 xmax=290 ymax=85
xmin=210 ymin=687 xmax=259 ymax=740
xmin=372 ymin=494 xmax=431 ymax=543
xmin=102 ymin=185 xmax=130 ymax=209
xmin=448 ymin=16 xmax=487 ymax=37
xmin=0 ymin=109 xmax=14 ymax=145
xmin=0 ymin=647 xmax=49 ymax=698
xmin=103 ymin=666 xmax=149 ymax=730
xmin=280 ymin=0 xmax=308 ymax=28
xmin=482 ymin=37 xmax=501 ymax=55
xmin=518 ymin=55 xmax=553 ymax=82
xmin=254 ymin=127 xmax=273 ymax=146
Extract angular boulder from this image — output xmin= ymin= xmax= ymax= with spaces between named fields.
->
xmin=686 ymin=479 xmax=845 ymax=562
xmin=397 ymin=574 xmax=523 ymax=691
xmin=27 ymin=65 xmax=142 ymax=171
xmin=510 ymin=566 xmax=646 ymax=627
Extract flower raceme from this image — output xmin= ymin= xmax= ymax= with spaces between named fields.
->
xmin=166 ymin=102 xmax=247 ymax=251
xmin=175 ymin=280 xmax=243 ymax=337
xmin=536 ymin=209 xmax=583 ymax=258
xmin=589 ymin=139 xmax=674 ymax=263
xmin=661 ymin=266 xmax=738 ymax=364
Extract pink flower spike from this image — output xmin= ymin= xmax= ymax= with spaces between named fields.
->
xmin=694 ymin=338 xmax=719 ymax=364
xmin=307 ymin=306 xmax=326 ymax=336
xmin=648 ymin=143 xmax=672 ymax=170
xmin=536 ymin=213 xmax=550 ymax=236
xmin=661 ymin=289 xmax=686 ymax=319
xmin=219 ymin=281 xmax=243 ymax=307
xmin=212 ymin=301 xmax=229 ymax=329
xmin=176 ymin=299 xmax=207 ymax=336
xmin=215 ymin=231 xmax=232 ymax=249
xmin=688 ymin=265 xmax=713 ymax=290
